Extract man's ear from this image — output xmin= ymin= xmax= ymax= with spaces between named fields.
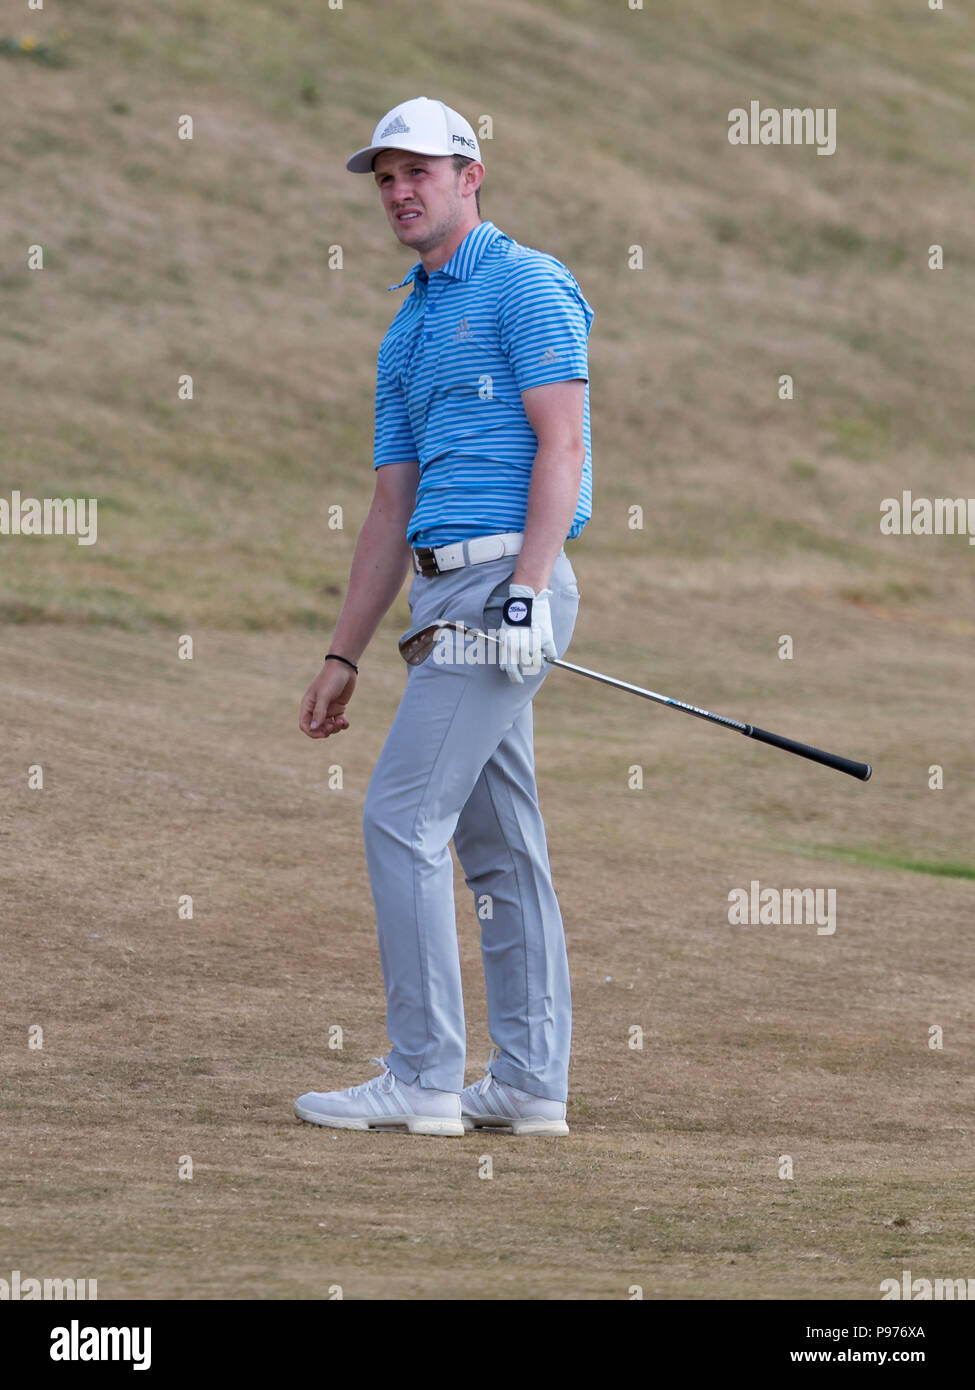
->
xmin=463 ymin=162 xmax=485 ymax=197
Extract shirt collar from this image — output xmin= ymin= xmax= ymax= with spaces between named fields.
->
xmin=386 ymin=220 xmax=504 ymax=292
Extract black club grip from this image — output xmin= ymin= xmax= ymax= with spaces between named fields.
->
xmin=744 ymin=725 xmax=872 ymax=781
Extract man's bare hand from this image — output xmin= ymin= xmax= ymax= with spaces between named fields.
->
xmin=300 ymin=663 xmax=357 ymax=739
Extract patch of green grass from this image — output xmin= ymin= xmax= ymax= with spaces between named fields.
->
xmin=123 ymin=163 xmax=155 ymax=184
xmin=825 ymin=408 xmax=893 ymax=461
xmin=790 ymin=844 xmax=975 ymax=882
xmin=241 ymin=606 xmax=326 ymax=633
xmin=781 ymin=521 xmax=876 ymax=563
xmin=832 ymin=326 xmax=885 ymax=354
xmin=0 ymin=597 xmax=55 ymax=624
xmin=819 ymin=223 xmax=867 ymax=255
xmin=13 ymin=129 xmax=65 ymax=157
xmin=882 ymin=578 xmax=933 ymax=602
xmin=0 ymin=35 xmax=69 ymax=68
xmin=93 ymin=495 xmax=139 ymax=516
xmin=0 ymin=582 xmax=173 ymax=630
xmin=182 ymin=1057 xmax=215 ymax=1076
xmin=838 ymin=575 xmax=934 ymax=605
xmin=710 ymin=216 xmax=741 ymax=244
xmin=768 ymin=217 xmax=910 ymax=276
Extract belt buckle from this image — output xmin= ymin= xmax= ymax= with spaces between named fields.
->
xmin=413 ymin=546 xmax=439 ymax=577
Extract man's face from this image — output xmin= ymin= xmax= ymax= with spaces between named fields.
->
xmin=373 ymin=150 xmax=469 ymax=253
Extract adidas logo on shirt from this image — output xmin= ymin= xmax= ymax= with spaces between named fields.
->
xmin=453 ymin=317 xmax=475 ymax=342
xmin=381 ymin=114 xmax=410 ymax=138
xmin=539 ymin=346 xmax=561 ymax=364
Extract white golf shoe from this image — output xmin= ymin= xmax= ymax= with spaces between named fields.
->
xmin=461 ymin=1048 xmax=569 ymax=1136
xmin=294 ymin=1057 xmax=464 ymax=1136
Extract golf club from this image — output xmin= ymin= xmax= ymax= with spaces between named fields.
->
xmin=399 ymin=621 xmax=872 ymax=782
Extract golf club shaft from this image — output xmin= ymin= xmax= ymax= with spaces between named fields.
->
xmin=548 ymin=655 xmax=872 ymax=781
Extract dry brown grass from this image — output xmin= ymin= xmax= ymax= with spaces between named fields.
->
xmin=3 ymin=592 xmax=973 ymax=1299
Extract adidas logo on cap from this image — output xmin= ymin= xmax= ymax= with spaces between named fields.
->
xmin=380 ymin=114 xmax=410 ymax=138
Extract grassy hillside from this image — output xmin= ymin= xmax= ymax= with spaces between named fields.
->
xmin=2 ymin=0 xmax=973 ymax=631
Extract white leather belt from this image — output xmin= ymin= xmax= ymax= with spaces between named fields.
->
xmin=411 ymin=531 xmax=523 ymax=576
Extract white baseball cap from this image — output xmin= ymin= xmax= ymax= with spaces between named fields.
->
xmin=346 ymin=96 xmax=481 ymax=174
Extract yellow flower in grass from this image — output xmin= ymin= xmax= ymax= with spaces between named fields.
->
xmin=19 ymin=36 xmax=37 ymax=51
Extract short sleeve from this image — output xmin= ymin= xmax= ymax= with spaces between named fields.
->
xmin=498 ymin=259 xmax=594 ymax=393
xmin=373 ymin=357 xmax=418 ymax=467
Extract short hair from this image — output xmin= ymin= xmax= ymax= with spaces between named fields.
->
xmin=452 ymin=154 xmax=481 ymax=216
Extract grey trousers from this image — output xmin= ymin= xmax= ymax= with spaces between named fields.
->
xmin=362 ymin=548 xmax=580 ymax=1101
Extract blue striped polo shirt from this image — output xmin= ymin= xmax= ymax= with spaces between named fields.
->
xmin=373 ymin=219 xmax=594 ymax=547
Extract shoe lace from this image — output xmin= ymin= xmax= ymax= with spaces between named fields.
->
xmin=346 ymin=1057 xmax=396 ymax=1098
xmin=477 ymin=1044 xmax=500 ymax=1096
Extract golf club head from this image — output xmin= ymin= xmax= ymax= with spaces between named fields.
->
xmin=399 ymin=620 xmax=471 ymax=666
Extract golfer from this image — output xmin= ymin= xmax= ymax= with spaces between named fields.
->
xmin=296 ymin=97 xmax=595 ymax=1136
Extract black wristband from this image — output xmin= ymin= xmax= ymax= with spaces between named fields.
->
xmin=502 ymin=596 xmax=533 ymax=627
xmin=325 ymin=653 xmax=359 ymax=674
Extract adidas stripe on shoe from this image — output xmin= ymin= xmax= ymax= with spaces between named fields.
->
xmin=461 ymin=1048 xmax=569 ymax=1136
xmin=294 ymin=1057 xmax=464 ymax=1136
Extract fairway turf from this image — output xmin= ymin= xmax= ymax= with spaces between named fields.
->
xmin=2 ymin=0 xmax=974 ymax=1299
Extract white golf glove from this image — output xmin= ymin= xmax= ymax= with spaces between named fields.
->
xmin=498 ymin=583 xmax=557 ymax=684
